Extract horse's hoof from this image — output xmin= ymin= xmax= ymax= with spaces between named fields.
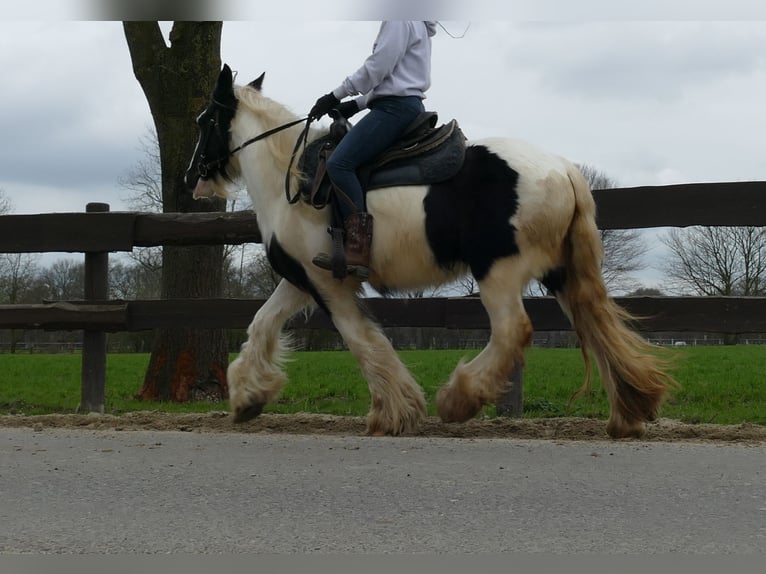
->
xmin=606 ymin=417 xmax=646 ymax=439
xmin=232 ymin=403 xmax=265 ymax=424
xmin=436 ymin=386 xmax=483 ymax=424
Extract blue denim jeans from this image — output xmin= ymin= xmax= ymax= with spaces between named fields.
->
xmin=326 ymin=95 xmax=425 ymax=220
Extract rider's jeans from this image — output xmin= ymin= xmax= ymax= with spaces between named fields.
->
xmin=326 ymin=95 xmax=425 ymax=221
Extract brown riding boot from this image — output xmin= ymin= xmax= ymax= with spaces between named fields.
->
xmin=343 ymin=212 xmax=374 ymax=280
xmin=312 ymin=212 xmax=374 ymax=280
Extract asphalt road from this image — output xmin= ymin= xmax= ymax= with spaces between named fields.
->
xmin=1 ymin=428 xmax=764 ymax=554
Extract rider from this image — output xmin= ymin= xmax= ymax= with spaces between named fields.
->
xmin=309 ymin=20 xmax=437 ymax=279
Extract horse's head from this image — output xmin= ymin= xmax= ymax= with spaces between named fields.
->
xmin=185 ymin=64 xmax=266 ymax=198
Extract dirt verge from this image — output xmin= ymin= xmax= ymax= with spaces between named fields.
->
xmin=1 ymin=412 xmax=764 ymax=444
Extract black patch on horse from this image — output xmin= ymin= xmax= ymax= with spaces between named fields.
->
xmin=541 ymin=267 xmax=567 ymax=295
xmin=266 ymin=237 xmax=329 ymax=314
xmin=423 ymin=145 xmax=521 ymax=282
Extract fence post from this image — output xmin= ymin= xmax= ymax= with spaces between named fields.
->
xmin=78 ymin=203 xmax=110 ymax=414
xmin=495 ymin=361 xmax=524 ymax=417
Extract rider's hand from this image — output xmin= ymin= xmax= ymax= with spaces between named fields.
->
xmin=330 ymin=100 xmax=360 ymax=120
xmin=309 ymin=92 xmax=340 ymax=120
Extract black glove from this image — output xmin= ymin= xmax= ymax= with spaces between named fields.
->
xmin=309 ymin=92 xmax=340 ymax=120
xmin=330 ymin=100 xmax=360 ymax=120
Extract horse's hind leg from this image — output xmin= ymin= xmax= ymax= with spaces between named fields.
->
xmin=229 ymin=278 xmax=314 ymax=423
xmin=328 ymin=294 xmax=427 ymax=435
xmin=437 ymin=261 xmax=533 ymax=422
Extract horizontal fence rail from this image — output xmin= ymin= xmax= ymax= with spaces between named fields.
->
xmin=1 ymin=181 xmax=765 ymax=415
xmin=593 ymin=181 xmax=766 ymax=229
xmin=0 ymin=211 xmax=264 ymax=253
xmin=2 ymin=296 xmax=766 ymax=334
xmin=1 ymin=182 xmax=765 ymax=254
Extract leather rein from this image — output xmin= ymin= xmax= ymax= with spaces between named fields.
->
xmin=198 ymin=98 xmax=310 ymax=204
xmin=230 ymin=116 xmax=309 ymax=156
xmin=229 ymin=112 xmax=311 ymax=205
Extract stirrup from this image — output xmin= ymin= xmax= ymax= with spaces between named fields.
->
xmin=320 ymin=226 xmax=349 ymax=279
xmin=312 ymin=253 xmax=369 ymax=280
xmin=346 ymin=263 xmax=370 ymax=280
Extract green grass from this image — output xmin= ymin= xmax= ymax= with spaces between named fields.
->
xmin=0 ymin=347 xmax=764 ymax=425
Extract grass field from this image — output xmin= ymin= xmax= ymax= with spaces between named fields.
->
xmin=0 ymin=347 xmax=764 ymax=425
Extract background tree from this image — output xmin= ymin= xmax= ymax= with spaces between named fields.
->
xmin=119 ymin=129 xmax=163 ymax=212
xmin=123 ymin=22 xmax=228 ymax=402
xmin=0 ymin=189 xmax=40 ymax=352
xmin=119 ymin=126 xmax=278 ymax=300
xmin=118 ymin=128 xmax=165 ymax=280
xmin=0 ymin=188 xmax=10 ymax=216
xmin=109 ymin=260 xmax=162 ymax=300
xmin=37 ymin=260 xmax=85 ymax=301
xmin=628 ymin=286 xmax=665 ymax=297
xmin=454 ymin=274 xmax=478 ymax=296
xmin=0 ymin=253 xmax=39 ymax=305
xmin=661 ymin=226 xmax=766 ymax=295
xmin=223 ymin=248 xmax=281 ymax=299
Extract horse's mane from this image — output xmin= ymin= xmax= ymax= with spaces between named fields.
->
xmin=234 ymin=85 xmax=311 ymax=180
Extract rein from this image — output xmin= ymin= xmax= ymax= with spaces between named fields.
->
xmin=229 ymin=116 xmax=309 ymax=156
xmin=284 ymin=119 xmax=313 ymax=204
xmin=227 ymin=113 xmax=311 ymax=205
xmin=195 ymin=96 xmax=312 ymax=205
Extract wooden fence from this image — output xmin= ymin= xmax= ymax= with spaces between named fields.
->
xmin=1 ymin=182 xmax=765 ymax=415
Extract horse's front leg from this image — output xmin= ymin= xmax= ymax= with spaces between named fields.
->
xmin=229 ymin=278 xmax=314 ymax=423
xmin=327 ymin=293 xmax=427 ymax=435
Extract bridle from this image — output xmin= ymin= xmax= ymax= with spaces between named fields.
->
xmin=193 ymin=98 xmax=310 ymax=203
xmin=194 ymin=100 xmax=235 ymax=180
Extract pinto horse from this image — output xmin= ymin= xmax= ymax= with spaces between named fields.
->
xmin=186 ymin=64 xmax=674 ymax=438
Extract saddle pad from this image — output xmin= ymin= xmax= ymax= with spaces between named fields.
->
xmin=363 ymin=120 xmax=466 ymax=191
xmin=298 ymin=120 xmax=467 ymax=207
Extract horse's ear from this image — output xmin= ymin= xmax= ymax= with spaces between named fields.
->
xmin=249 ymin=72 xmax=266 ymax=91
xmin=215 ymin=64 xmax=234 ymax=98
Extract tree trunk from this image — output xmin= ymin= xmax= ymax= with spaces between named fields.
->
xmin=123 ymin=22 xmax=229 ymax=402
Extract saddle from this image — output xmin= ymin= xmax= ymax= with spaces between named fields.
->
xmin=298 ymin=112 xmax=466 ymax=209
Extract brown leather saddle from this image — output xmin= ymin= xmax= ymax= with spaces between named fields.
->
xmin=298 ymin=112 xmax=466 ymax=209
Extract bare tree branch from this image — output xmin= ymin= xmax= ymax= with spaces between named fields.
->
xmin=661 ymin=226 xmax=766 ymax=295
xmin=0 ymin=189 xmax=11 ymax=215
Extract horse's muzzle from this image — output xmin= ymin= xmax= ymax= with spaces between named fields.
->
xmin=191 ymin=178 xmax=217 ymax=199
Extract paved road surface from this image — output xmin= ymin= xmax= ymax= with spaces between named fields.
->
xmin=1 ymin=428 xmax=764 ymax=553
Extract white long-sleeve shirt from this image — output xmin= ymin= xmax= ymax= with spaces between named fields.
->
xmin=332 ymin=21 xmax=437 ymax=109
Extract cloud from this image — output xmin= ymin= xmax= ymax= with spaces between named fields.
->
xmin=0 ymin=22 xmax=150 ymax=190
xmin=512 ymin=22 xmax=766 ymax=103
xmin=0 ymin=181 xmax=130 ymax=216
xmin=1 ymin=18 xmax=765 ymax=216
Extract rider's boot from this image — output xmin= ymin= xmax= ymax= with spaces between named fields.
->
xmin=342 ymin=212 xmax=373 ymax=279
xmin=313 ymin=212 xmax=374 ymax=280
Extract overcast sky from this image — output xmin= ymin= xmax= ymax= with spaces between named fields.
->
xmin=1 ymin=6 xmax=765 ymax=287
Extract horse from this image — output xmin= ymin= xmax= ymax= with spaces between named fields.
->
xmin=185 ymin=64 xmax=675 ymax=438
